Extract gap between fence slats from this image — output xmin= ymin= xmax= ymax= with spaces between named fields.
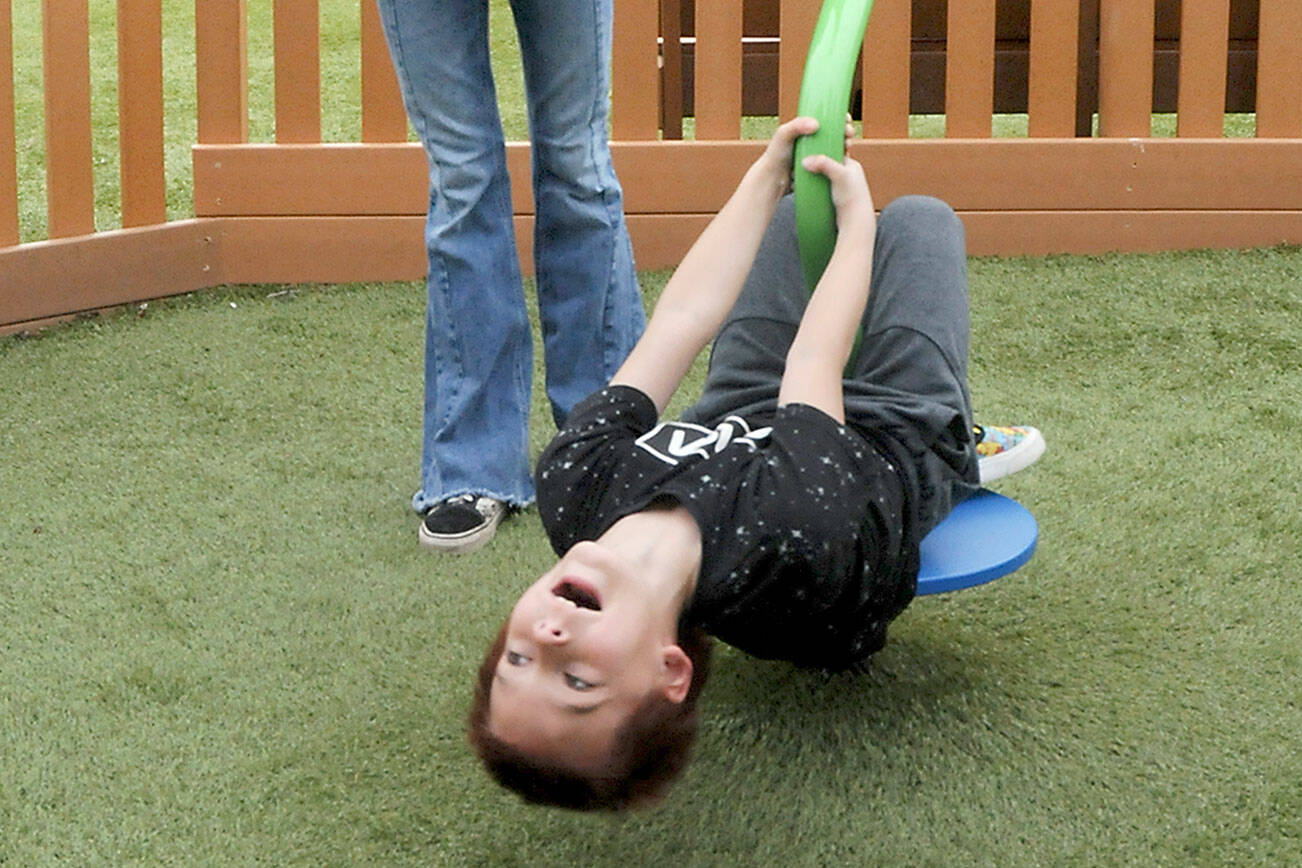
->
xmin=777 ymin=0 xmax=816 ymax=122
xmin=1028 ymin=0 xmax=1079 ymax=137
xmin=1 ymin=0 xmax=18 ymax=246
xmin=861 ymin=0 xmax=909 ymax=138
xmin=196 ymin=0 xmax=248 ymax=143
xmin=1256 ymin=0 xmax=1302 ymax=137
xmin=612 ymin=0 xmax=659 ymax=140
xmin=945 ymin=0 xmax=996 ymax=137
xmin=694 ymin=0 xmax=741 ymax=140
xmin=360 ymin=0 xmax=406 ymax=142
xmin=42 ymin=0 xmax=95 ymax=238
xmin=118 ymin=0 xmax=166 ymax=227
xmin=660 ymin=0 xmax=683 ymax=139
xmin=1075 ymin=0 xmax=1100 ymax=136
xmin=1098 ymin=0 xmax=1154 ymax=137
xmin=274 ymin=0 xmax=321 ymax=143
xmin=1176 ymin=0 xmax=1229 ymax=137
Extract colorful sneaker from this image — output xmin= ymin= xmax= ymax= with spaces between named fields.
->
xmin=418 ymin=495 xmax=506 ymax=554
xmin=974 ymin=424 xmax=1045 ymax=483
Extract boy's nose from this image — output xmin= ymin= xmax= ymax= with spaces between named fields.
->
xmin=533 ymin=619 xmax=568 ymax=644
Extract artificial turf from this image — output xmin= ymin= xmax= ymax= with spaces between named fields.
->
xmin=2 ymin=244 xmax=1299 ymax=864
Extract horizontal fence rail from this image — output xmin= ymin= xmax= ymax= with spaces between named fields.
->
xmin=2 ymin=0 xmax=1301 ymax=333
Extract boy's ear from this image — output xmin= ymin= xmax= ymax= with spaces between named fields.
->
xmin=660 ymin=645 xmax=694 ymax=704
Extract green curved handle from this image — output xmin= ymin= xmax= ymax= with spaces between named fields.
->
xmin=793 ymin=0 xmax=875 ymax=294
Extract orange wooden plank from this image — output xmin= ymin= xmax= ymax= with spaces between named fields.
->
xmin=192 ymin=139 xmax=1302 ymax=218
xmin=7 ymin=205 xmax=1299 ymax=334
xmin=193 ymin=143 xmax=429 ymax=217
xmin=945 ymin=0 xmax=996 ymax=137
xmin=118 ymin=0 xmax=167 ymax=227
xmin=274 ymin=0 xmax=321 ymax=143
xmin=861 ymin=0 xmax=910 ymax=138
xmin=41 ymin=0 xmax=95 ymax=238
xmin=0 ymin=220 xmax=217 ymax=327
xmin=360 ymin=0 xmax=406 ymax=142
xmin=1176 ymin=0 xmax=1229 ymax=137
xmin=612 ymin=0 xmax=659 ymax=139
xmin=195 ymin=0 xmax=248 ymax=143
xmin=693 ymin=0 xmax=741 ymax=140
xmin=1256 ymin=0 xmax=1302 ymax=137
xmin=1 ymin=0 xmax=18 ymax=247
xmin=213 ymin=216 xmax=426 ymax=283
xmin=1098 ymin=0 xmax=1154 ymax=137
xmin=960 ymin=210 xmax=1302 ymax=255
xmin=778 ymin=0 xmax=818 ymax=121
xmin=1028 ymin=0 xmax=1080 ymax=137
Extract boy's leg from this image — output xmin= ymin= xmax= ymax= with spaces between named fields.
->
xmin=844 ymin=195 xmax=979 ymax=535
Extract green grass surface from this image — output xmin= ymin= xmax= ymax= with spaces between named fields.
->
xmin=4 ymin=244 xmax=1300 ymax=864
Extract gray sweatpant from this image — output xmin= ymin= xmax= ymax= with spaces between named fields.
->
xmin=683 ymin=194 xmax=980 ymax=537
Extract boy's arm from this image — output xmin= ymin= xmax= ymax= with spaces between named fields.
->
xmin=610 ymin=117 xmax=819 ymax=415
xmin=776 ymin=154 xmax=877 ymax=424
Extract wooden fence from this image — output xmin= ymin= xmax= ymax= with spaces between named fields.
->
xmin=2 ymin=0 xmax=1301 ymax=333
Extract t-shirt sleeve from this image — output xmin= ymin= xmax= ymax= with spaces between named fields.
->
xmin=535 ymin=386 xmax=660 ymax=555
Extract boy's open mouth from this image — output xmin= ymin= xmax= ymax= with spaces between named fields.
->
xmin=553 ymin=579 xmax=602 ymax=611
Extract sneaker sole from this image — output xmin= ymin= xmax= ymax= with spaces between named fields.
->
xmin=978 ymin=426 xmax=1046 ymax=484
xmin=417 ymin=511 xmax=504 ymax=555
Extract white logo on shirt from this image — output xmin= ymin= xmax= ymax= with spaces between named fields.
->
xmin=634 ymin=416 xmax=772 ymax=466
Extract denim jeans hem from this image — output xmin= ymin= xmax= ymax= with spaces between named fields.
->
xmin=412 ymin=488 xmax=536 ymax=515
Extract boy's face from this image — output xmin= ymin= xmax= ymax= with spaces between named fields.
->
xmin=487 ymin=541 xmax=689 ymax=770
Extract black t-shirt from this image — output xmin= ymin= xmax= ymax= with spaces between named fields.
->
xmin=535 ymin=386 xmax=919 ymax=670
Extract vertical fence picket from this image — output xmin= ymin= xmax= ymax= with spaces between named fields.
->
xmin=118 ymin=0 xmax=166 ymax=227
xmin=360 ymin=0 xmax=406 ymax=142
xmin=1 ymin=0 xmax=17 ymax=246
xmin=1256 ymin=0 xmax=1302 ymax=137
xmin=1097 ymin=0 xmax=1154 ymax=137
xmin=778 ymin=0 xmax=817 ymax=122
xmin=945 ymin=0 xmax=996 ymax=137
xmin=612 ymin=0 xmax=659 ymax=139
xmin=861 ymin=0 xmax=909 ymax=138
xmin=1176 ymin=0 xmax=1229 ymax=138
xmin=196 ymin=0 xmax=248 ymax=144
xmin=1028 ymin=0 xmax=1079 ymax=137
xmin=274 ymin=0 xmax=321 ymax=143
xmin=694 ymin=0 xmax=741 ymax=140
xmin=42 ymin=0 xmax=95 ymax=238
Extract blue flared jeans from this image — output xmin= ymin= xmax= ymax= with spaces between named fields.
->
xmin=375 ymin=0 xmax=645 ymax=512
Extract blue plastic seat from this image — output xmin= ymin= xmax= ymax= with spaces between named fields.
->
xmin=916 ymin=489 xmax=1038 ymax=595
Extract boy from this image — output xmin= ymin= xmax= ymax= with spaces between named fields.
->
xmin=468 ymin=118 xmax=1043 ymax=809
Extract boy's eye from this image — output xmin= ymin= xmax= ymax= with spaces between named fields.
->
xmin=564 ymin=673 xmax=595 ymax=691
xmin=506 ymin=651 xmax=529 ymax=666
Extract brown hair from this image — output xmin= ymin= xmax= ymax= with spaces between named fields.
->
xmin=467 ymin=618 xmax=713 ymax=811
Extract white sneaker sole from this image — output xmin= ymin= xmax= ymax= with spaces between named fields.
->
xmin=417 ymin=510 xmax=504 ymax=555
xmin=978 ymin=426 xmax=1046 ymax=484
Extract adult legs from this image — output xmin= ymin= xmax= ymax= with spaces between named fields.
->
xmin=375 ymin=0 xmax=535 ymax=512
xmin=511 ymin=0 xmax=645 ymax=427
